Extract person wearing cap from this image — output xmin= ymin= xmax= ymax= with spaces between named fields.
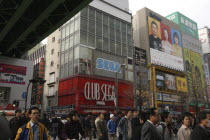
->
xmin=107 ymin=114 xmax=116 ymax=140
xmin=9 ymin=109 xmax=23 ymax=140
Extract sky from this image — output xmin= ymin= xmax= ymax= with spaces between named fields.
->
xmin=128 ymin=0 xmax=210 ymax=28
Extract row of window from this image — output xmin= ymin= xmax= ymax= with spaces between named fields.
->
xmin=27 ymin=45 xmax=46 ymax=61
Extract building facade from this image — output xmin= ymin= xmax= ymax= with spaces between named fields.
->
xmin=44 ymin=0 xmax=134 ymax=114
xmin=199 ymin=27 xmax=210 ymax=54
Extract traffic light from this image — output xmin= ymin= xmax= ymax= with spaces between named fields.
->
xmin=12 ymin=100 xmax=19 ymax=108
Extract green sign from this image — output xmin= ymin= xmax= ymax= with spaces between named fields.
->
xmin=166 ymin=12 xmax=198 ymax=39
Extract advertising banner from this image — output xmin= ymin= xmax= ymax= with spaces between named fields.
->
xmin=156 ymin=71 xmax=165 ymax=89
xmin=165 ymin=74 xmax=176 ymax=90
xmin=157 ymin=93 xmax=180 ymax=102
xmin=148 ymin=17 xmax=184 ymax=71
xmin=203 ymin=54 xmax=210 ymax=85
xmin=176 ymin=77 xmax=187 ymax=92
xmin=134 ymin=47 xmax=147 ymax=66
xmin=184 ymin=49 xmax=205 ymax=96
xmin=0 ymin=63 xmax=26 ymax=85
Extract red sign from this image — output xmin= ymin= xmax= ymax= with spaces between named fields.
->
xmin=58 ymin=75 xmax=134 ymax=113
xmin=0 ymin=63 xmax=26 ymax=85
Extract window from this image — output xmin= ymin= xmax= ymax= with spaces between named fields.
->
xmin=81 ymin=31 xmax=87 ymax=45
xmin=116 ymin=30 xmax=121 ymax=42
xmin=52 ymin=37 xmax=55 ymax=43
xmin=81 ymin=7 xmax=88 ymax=17
xmin=89 ymin=8 xmax=95 ymax=20
xmin=103 ymin=14 xmax=108 ymax=25
xmin=96 ymin=11 xmax=102 ymax=23
xmin=49 ymin=73 xmax=55 ymax=83
xmin=48 ymin=86 xmax=54 ymax=96
xmin=110 ymin=40 xmax=115 ymax=53
xmin=81 ymin=18 xmax=88 ymax=31
xmin=109 ymin=17 xmax=115 ymax=28
xmin=116 ymin=43 xmax=121 ymax=55
xmin=65 ymin=38 xmax=69 ymax=50
xmin=128 ymin=46 xmax=133 ymax=57
xmin=110 ymin=28 xmax=115 ymax=40
xmin=96 ymin=37 xmax=103 ymax=50
xmin=61 ymin=53 xmax=64 ymax=65
xmin=103 ymin=26 xmax=108 ymax=38
xmin=64 ymin=64 xmax=68 ymax=77
xmin=80 ymin=47 xmax=92 ymax=59
xmin=62 ymin=29 xmax=65 ymax=39
xmin=127 ymin=24 xmax=131 ymax=35
xmin=66 ymin=26 xmax=69 ymax=37
xmin=103 ymin=38 xmax=109 ymax=51
xmin=64 ymin=51 xmax=68 ymax=64
xmin=127 ymin=35 xmax=132 ymax=46
xmin=96 ymin=23 xmax=102 ymax=36
xmin=74 ymin=32 xmax=79 ymax=45
xmin=60 ymin=66 xmax=64 ymax=79
xmin=75 ymin=19 xmax=79 ymax=31
xmin=51 ymin=49 xmax=54 ymax=55
xmin=69 ymin=49 xmax=73 ymax=62
xmin=74 ymin=59 xmax=79 ymax=74
xmin=69 ymin=62 xmax=73 ymax=76
xmin=79 ymin=59 xmax=91 ymax=74
xmin=70 ymin=22 xmax=74 ymax=34
xmin=122 ymin=44 xmax=127 ymax=56
xmin=88 ymin=33 xmax=95 ymax=47
xmin=89 ymin=20 xmax=95 ymax=33
xmin=70 ymin=35 xmax=74 ymax=48
xmin=121 ymin=22 xmax=126 ymax=32
xmin=61 ymin=41 xmax=65 ymax=52
xmin=116 ymin=19 xmax=120 ymax=30
xmin=51 ymin=61 xmax=54 ymax=67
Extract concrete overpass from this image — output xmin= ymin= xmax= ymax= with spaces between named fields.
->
xmin=0 ymin=0 xmax=92 ymax=57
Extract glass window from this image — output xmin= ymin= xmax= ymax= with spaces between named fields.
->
xmin=96 ymin=36 xmax=103 ymax=50
xmin=103 ymin=26 xmax=108 ymax=38
xmin=81 ymin=18 xmax=87 ymax=31
xmin=122 ymin=44 xmax=127 ymax=56
xmin=75 ymin=19 xmax=79 ymax=31
xmin=121 ymin=22 xmax=126 ymax=32
xmin=116 ymin=19 xmax=120 ymax=30
xmin=122 ymin=33 xmax=126 ymax=44
xmin=96 ymin=11 xmax=102 ymax=23
xmin=52 ymin=37 xmax=55 ymax=43
xmin=65 ymin=38 xmax=69 ymax=50
xmin=69 ymin=35 xmax=74 ymax=48
xmin=61 ymin=41 xmax=65 ymax=52
xmin=74 ymin=59 xmax=79 ymax=74
xmin=103 ymin=38 xmax=109 ymax=51
xmin=81 ymin=7 xmax=88 ymax=17
xmin=88 ymin=33 xmax=95 ymax=47
xmin=89 ymin=8 xmax=95 ymax=20
xmin=110 ymin=28 xmax=115 ymax=40
xmin=116 ymin=43 xmax=121 ymax=55
xmin=80 ymin=47 xmax=92 ymax=59
xmin=110 ymin=40 xmax=115 ymax=53
xmin=103 ymin=14 xmax=108 ymax=25
xmin=89 ymin=20 xmax=95 ymax=34
xmin=127 ymin=24 xmax=131 ymax=34
xmin=109 ymin=17 xmax=115 ymax=28
xmin=96 ymin=23 xmax=102 ymax=36
xmin=74 ymin=32 xmax=79 ymax=45
xmin=79 ymin=59 xmax=91 ymax=74
xmin=65 ymin=51 xmax=68 ymax=64
xmin=68 ymin=62 xmax=73 ymax=76
xmin=48 ymin=86 xmax=54 ymax=96
xmin=69 ymin=49 xmax=73 ymax=62
xmin=66 ymin=26 xmax=69 ymax=37
xmin=60 ymin=66 xmax=64 ymax=79
xmin=49 ymin=73 xmax=55 ymax=83
xmin=64 ymin=64 xmax=68 ymax=78
xmin=128 ymin=71 xmax=134 ymax=81
xmin=62 ymin=28 xmax=65 ymax=39
xmin=128 ymin=46 xmax=133 ymax=57
xmin=74 ymin=47 xmax=79 ymax=60
xmin=116 ymin=30 xmax=121 ymax=42
xmin=70 ymin=22 xmax=74 ymax=34
xmin=127 ymin=35 xmax=132 ymax=46
xmin=81 ymin=31 xmax=87 ymax=45
xmin=61 ymin=53 xmax=64 ymax=65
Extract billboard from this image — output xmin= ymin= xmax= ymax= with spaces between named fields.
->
xmin=166 ymin=12 xmax=198 ymax=39
xmin=203 ymin=54 xmax=210 ymax=85
xmin=157 ymin=93 xmax=180 ymax=102
xmin=0 ymin=63 xmax=26 ymax=85
xmin=134 ymin=47 xmax=147 ymax=66
xmin=176 ymin=77 xmax=187 ymax=92
xmin=165 ymin=74 xmax=176 ymax=90
xmin=148 ymin=17 xmax=184 ymax=71
xmin=184 ymin=49 xmax=205 ymax=96
xmin=156 ymin=71 xmax=165 ymax=89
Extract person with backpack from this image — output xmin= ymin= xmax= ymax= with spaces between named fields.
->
xmin=107 ymin=114 xmax=116 ymax=140
xmin=157 ymin=111 xmax=174 ymax=140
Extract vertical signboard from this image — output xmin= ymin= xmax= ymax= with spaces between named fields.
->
xmin=203 ymin=54 xmax=210 ymax=85
xmin=134 ymin=47 xmax=147 ymax=66
xmin=148 ymin=17 xmax=184 ymax=71
xmin=166 ymin=12 xmax=198 ymax=39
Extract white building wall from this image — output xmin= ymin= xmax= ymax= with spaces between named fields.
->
xmin=0 ymin=56 xmax=33 ymax=110
xmin=103 ymin=0 xmax=129 ymax=11
xmin=89 ymin=0 xmax=131 ymax=23
xmin=199 ymin=27 xmax=210 ymax=54
xmin=43 ymin=29 xmax=60 ymax=111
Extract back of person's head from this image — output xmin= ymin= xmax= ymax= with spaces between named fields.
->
xmin=197 ymin=112 xmax=207 ymax=124
xmin=146 ymin=108 xmax=156 ymax=120
xmin=15 ymin=109 xmax=22 ymax=114
xmin=117 ymin=111 xmax=122 ymax=116
xmin=139 ymin=112 xmax=147 ymax=123
xmin=161 ymin=111 xmax=170 ymax=122
xmin=61 ymin=115 xmax=66 ymax=120
xmin=69 ymin=110 xmax=78 ymax=121
xmin=28 ymin=107 xmax=39 ymax=114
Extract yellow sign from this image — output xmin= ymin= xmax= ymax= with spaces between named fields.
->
xmin=176 ymin=77 xmax=187 ymax=92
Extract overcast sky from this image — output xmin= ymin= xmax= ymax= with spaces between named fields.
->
xmin=128 ymin=0 xmax=209 ymax=29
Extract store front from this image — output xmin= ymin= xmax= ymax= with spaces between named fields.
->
xmin=58 ymin=74 xmax=134 ymax=114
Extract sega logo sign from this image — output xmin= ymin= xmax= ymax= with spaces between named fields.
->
xmin=96 ymin=58 xmax=121 ymax=72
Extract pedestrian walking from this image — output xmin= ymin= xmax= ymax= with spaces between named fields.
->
xmin=141 ymin=108 xmax=163 ymax=140
xmin=177 ymin=114 xmax=191 ymax=140
xmin=15 ymin=107 xmax=50 ymax=140
xmin=191 ymin=111 xmax=210 ymax=140
xmin=118 ymin=110 xmax=133 ymax=140
xmin=58 ymin=115 xmax=66 ymax=140
xmin=131 ymin=110 xmax=140 ymax=140
xmin=115 ymin=111 xmax=123 ymax=139
xmin=9 ymin=109 xmax=24 ymax=140
xmin=107 ymin=114 xmax=116 ymax=140
xmin=157 ymin=111 xmax=174 ymax=140
xmin=51 ymin=115 xmax=59 ymax=140
xmin=84 ymin=113 xmax=93 ymax=140
xmin=62 ymin=110 xmax=85 ymax=140
xmin=96 ymin=113 xmax=108 ymax=140
xmin=0 ymin=114 xmax=11 ymax=140
xmin=135 ymin=112 xmax=147 ymax=140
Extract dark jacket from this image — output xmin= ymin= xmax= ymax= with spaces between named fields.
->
xmin=118 ymin=117 xmax=133 ymax=140
xmin=9 ymin=117 xmax=24 ymax=140
xmin=107 ymin=119 xmax=116 ymax=134
xmin=96 ymin=119 xmax=108 ymax=140
xmin=132 ymin=117 xmax=141 ymax=140
xmin=191 ymin=125 xmax=210 ymax=140
xmin=141 ymin=121 xmax=163 ymax=140
xmin=62 ymin=120 xmax=85 ymax=139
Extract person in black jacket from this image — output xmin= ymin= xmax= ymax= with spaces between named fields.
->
xmin=132 ymin=110 xmax=140 ymax=140
xmin=9 ymin=109 xmax=24 ymax=140
xmin=62 ymin=110 xmax=85 ymax=140
xmin=135 ymin=112 xmax=147 ymax=140
xmin=191 ymin=111 xmax=210 ymax=140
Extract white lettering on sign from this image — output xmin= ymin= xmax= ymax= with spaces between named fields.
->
xmin=84 ymin=82 xmax=115 ymax=101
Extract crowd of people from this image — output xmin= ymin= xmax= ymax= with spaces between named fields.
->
xmin=1 ymin=107 xmax=210 ymax=140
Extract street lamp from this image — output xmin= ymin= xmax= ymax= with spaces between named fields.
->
xmin=115 ymin=64 xmax=126 ymax=112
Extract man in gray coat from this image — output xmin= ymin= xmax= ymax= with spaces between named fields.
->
xmin=96 ymin=113 xmax=108 ymax=140
xmin=141 ymin=108 xmax=163 ymax=140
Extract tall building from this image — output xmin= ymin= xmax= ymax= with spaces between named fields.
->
xmin=43 ymin=0 xmax=134 ymax=114
xmin=167 ymin=12 xmax=206 ymax=112
xmin=199 ymin=26 xmax=210 ymax=53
